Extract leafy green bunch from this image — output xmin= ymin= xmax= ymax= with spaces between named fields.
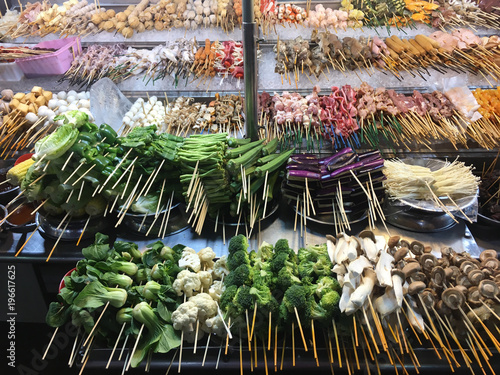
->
xmin=46 ymin=233 xmax=185 ymax=368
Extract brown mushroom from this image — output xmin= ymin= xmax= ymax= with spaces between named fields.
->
xmin=430 ymin=266 xmax=445 ymax=286
xmin=400 ymin=239 xmax=410 ymax=249
xmin=410 ymin=241 xmax=425 ymax=256
xmin=420 ymin=254 xmax=437 ymax=274
xmin=412 ymin=272 xmax=427 ymax=283
xmin=455 ymin=284 xmax=468 ymax=296
xmin=481 ymin=267 xmax=494 ymax=278
xmin=424 ymin=246 xmax=433 ymax=253
xmin=478 ymin=279 xmax=499 ymax=299
xmin=482 ymin=257 xmax=499 ymax=270
xmin=460 ymin=261 xmax=477 ymax=275
xmin=456 ymin=274 xmax=472 ymax=288
xmin=479 ymin=249 xmax=498 ymax=263
xmin=359 ymin=230 xmax=376 ymax=242
xmin=441 ymin=246 xmax=454 ymax=257
xmin=408 ymin=281 xmax=426 ymax=295
xmin=448 ymin=266 xmax=460 ymax=280
xmin=420 ymin=288 xmax=437 ymax=308
xmin=442 ymin=288 xmax=466 ymax=310
xmin=467 ymin=286 xmax=482 ymax=307
xmin=438 ymin=257 xmax=450 ymax=268
xmin=444 ymin=267 xmax=454 ymax=280
xmin=468 ymin=269 xmax=485 ymax=286
xmin=452 ymin=255 xmax=467 ymax=267
xmin=394 ymin=247 xmax=409 ymax=263
xmin=388 ymin=235 xmax=401 ymax=248
xmin=403 ymin=262 xmax=422 ymax=279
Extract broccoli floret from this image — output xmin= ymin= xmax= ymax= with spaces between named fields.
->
xmin=298 ymin=261 xmax=315 ymax=281
xmin=228 ymin=234 xmax=249 ymax=254
xmin=297 ymin=247 xmax=309 ymax=263
xmin=253 ymin=268 xmax=273 ymax=288
xmin=249 ymin=250 xmax=257 ymax=266
xmin=275 ymin=267 xmax=301 ymax=291
xmin=257 ymin=241 xmax=273 ymax=262
xmin=278 ymin=301 xmax=289 ymax=325
xmin=283 ymin=285 xmax=309 ymax=312
xmin=270 ymin=252 xmax=297 ymax=274
xmin=305 ymin=244 xmax=329 ymax=261
xmin=310 ymin=298 xmax=331 ymax=323
xmin=227 ymin=250 xmax=250 ymax=271
xmin=249 ymin=284 xmax=271 ymax=308
xmin=274 ymin=239 xmax=292 ymax=255
xmin=313 ymin=255 xmax=333 ymax=278
xmin=224 ymin=264 xmax=252 ymax=287
xmin=234 ymin=285 xmax=254 ymax=314
xmin=320 ymin=290 xmax=340 ymax=316
xmin=220 ymin=285 xmax=238 ymax=311
xmin=316 ymin=276 xmax=341 ymax=297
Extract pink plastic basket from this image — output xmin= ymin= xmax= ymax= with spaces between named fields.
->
xmin=15 ymin=37 xmax=81 ymax=78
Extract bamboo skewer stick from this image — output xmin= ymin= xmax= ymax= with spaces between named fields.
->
xmin=42 ymin=327 xmax=59 ymax=360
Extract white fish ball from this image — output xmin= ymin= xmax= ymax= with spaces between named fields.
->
xmin=37 ymin=105 xmax=49 ymax=116
xmin=77 ymin=92 xmax=87 ymax=100
xmin=66 ymin=95 xmax=77 ymax=103
xmin=48 ymin=99 xmax=58 ymax=109
xmin=58 ymin=105 xmax=68 ymax=113
xmin=57 ymin=91 xmax=67 ymax=100
xmin=25 ymin=112 xmax=38 ymax=124
xmin=67 ymin=90 xmax=77 ymax=97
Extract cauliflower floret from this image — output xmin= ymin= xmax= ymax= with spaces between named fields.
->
xmin=179 ymin=247 xmax=201 ymax=272
xmin=213 ymin=255 xmax=229 ymax=280
xmin=173 ymin=270 xmax=201 ymax=297
xmin=198 ymin=247 xmax=216 ymax=270
xmin=209 ymin=280 xmax=225 ymax=302
xmin=202 ymin=314 xmax=226 ymax=336
xmin=198 ymin=270 xmax=213 ymax=291
xmin=189 ymin=293 xmax=217 ymax=321
xmin=172 ymin=301 xmax=198 ymax=331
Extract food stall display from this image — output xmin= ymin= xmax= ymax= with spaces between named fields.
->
xmin=1 ymin=0 xmax=500 ymax=374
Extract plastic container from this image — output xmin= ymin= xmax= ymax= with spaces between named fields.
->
xmin=0 ymin=61 xmax=25 ymax=81
xmin=15 ymin=37 xmax=81 ymax=78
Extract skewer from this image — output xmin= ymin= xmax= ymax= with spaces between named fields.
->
xmin=262 ymin=338 xmax=269 ymax=375
xmin=292 ymin=321 xmax=295 ymax=367
xmin=46 ymin=218 xmax=70 ymax=262
xmin=294 ymin=307 xmax=308 ymax=351
xmin=42 ymin=327 xmax=59 ymax=360
xmin=202 ymin=333 xmax=211 ymax=366
xmin=14 ymin=221 xmax=41 ymax=257
xmin=106 ymin=322 xmax=127 ymax=369
xmin=246 ymin=309 xmax=252 ymax=350
xmin=333 ymin=318 xmax=342 ymax=366
xmin=250 ymin=301 xmax=258 ymax=341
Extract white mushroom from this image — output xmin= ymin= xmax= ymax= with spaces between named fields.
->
xmin=374 ymin=287 xmax=399 ymax=317
xmin=343 ymin=269 xmax=360 ymax=290
xmin=334 ymin=234 xmax=349 ymax=264
xmin=375 ymin=251 xmax=394 ymax=287
xmin=359 ymin=231 xmax=378 ymax=262
xmin=339 ymin=284 xmax=354 ymax=313
xmin=391 ymin=270 xmax=405 ymax=308
xmin=347 ymin=255 xmax=371 ymax=277
xmin=332 ymin=263 xmax=346 ymax=276
xmin=349 ymin=268 xmax=377 ymax=309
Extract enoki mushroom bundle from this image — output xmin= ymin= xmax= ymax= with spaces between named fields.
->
xmin=383 ymin=159 xmax=480 ymax=201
